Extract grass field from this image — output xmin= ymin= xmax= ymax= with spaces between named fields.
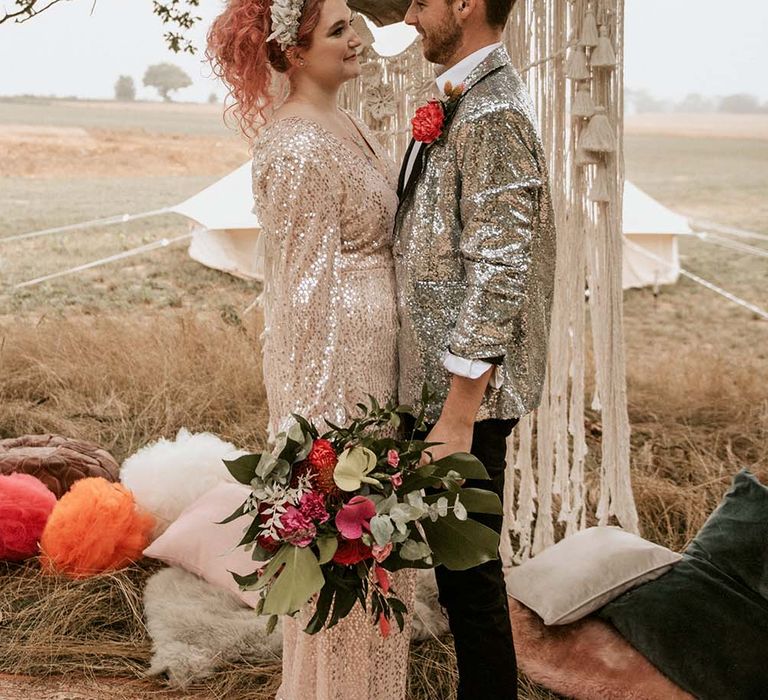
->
xmin=1 ymin=100 xmax=767 ymax=699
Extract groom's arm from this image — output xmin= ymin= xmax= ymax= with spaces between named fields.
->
xmin=426 ymin=107 xmax=544 ymax=459
xmin=424 ymin=368 xmax=493 ymax=463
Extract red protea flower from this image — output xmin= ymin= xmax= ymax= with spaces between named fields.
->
xmin=307 ymin=439 xmax=340 ymax=496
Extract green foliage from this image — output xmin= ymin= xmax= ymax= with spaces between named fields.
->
xmin=114 ymin=75 xmax=136 ymax=101
xmin=142 ymin=62 xmax=192 ymax=102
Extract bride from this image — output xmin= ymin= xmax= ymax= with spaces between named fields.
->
xmin=207 ymin=0 xmax=415 ymax=697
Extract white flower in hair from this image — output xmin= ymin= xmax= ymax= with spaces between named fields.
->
xmin=268 ymin=0 xmax=307 ymax=51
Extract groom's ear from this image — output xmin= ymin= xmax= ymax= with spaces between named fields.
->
xmin=452 ymin=0 xmax=482 ymax=23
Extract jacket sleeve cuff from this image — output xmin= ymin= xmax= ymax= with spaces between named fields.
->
xmin=441 ymin=350 xmax=503 ymax=389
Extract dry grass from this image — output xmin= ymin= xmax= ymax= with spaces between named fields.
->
xmin=0 ymin=312 xmax=269 ymax=460
xmin=626 ymin=348 xmax=768 ymax=550
xmin=0 ymin=560 xmax=499 ymax=700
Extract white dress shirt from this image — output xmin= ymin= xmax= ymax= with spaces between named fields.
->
xmin=405 ymin=42 xmax=505 ymax=389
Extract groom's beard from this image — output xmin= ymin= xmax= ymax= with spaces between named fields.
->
xmin=422 ymin=14 xmax=463 ymax=65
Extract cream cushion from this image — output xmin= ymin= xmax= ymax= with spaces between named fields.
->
xmin=506 ymin=526 xmax=682 ymax=625
xmin=144 ymin=482 xmax=261 ymax=608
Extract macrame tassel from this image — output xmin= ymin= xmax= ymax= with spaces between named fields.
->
xmin=589 ymin=163 xmax=611 ymax=202
xmin=580 ymin=107 xmax=616 ymax=152
xmin=572 ymin=83 xmax=596 ymax=118
xmin=590 ymin=25 xmax=616 ymax=68
xmin=565 ymin=46 xmax=590 ymax=81
xmin=580 ymin=4 xmax=599 ymax=47
xmin=575 ymin=146 xmax=598 ymax=168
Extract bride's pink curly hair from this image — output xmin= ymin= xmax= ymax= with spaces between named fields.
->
xmin=206 ymin=0 xmax=325 ymax=140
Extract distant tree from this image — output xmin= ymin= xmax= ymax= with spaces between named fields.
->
xmin=114 ymin=75 xmax=136 ymax=101
xmin=207 ymin=91 xmax=218 ymax=104
xmin=626 ymin=88 xmax=671 ymax=114
xmin=143 ymin=62 xmax=192 ymax=102
xmin=675 ymin=93 xmax=714 ymax=114
xmin=718 ymin=93 xmax=761 ymax=114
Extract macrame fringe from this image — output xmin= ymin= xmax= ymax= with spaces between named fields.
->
xmin=590 ymin=25 xmax=617 ymax=68
xmin=575 ymin=146 xmax=598 ymax=167
xmin=580 ymin=4 xmax=599 ymax=47
xmin=589 ymin=162 xmax=611 ymax=202
xmin=580 ymin=107 xmax=617 ymax=152
xmin=572 ymin=83 xmax=596 ymax=118
xmin=565 ymin=46 xmax=590 ymax=81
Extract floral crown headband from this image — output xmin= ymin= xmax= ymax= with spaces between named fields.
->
xmin=267 ymin=0 xmax=308 ymax=51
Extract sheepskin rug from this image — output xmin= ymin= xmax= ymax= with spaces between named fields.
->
xmin=121 ymin=428 xmax=247 ymax=538
xmin=509 ymin=597 xmax=695 ymax=700
xmin=144 ymin=566 xmax=282 ymax=688
xmin=144 ymin=567 xmax=448 ymax=687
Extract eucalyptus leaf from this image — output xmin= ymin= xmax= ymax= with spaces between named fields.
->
xmin=424 ymin=487 xmax=502 ymax=515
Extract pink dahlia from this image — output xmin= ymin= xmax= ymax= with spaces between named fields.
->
xmin=278 ymin=505 xmax=316 ymax=547
xmin=299 ymin=490 xmax=329 ymax=524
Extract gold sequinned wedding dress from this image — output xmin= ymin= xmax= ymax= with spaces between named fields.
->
xmin=251 ymin=114 xmax=415 ymax=700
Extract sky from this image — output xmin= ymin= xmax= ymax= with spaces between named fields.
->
xmin=0 ymin=0 xmax=766 ymax=103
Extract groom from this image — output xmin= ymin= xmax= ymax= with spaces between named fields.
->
xmin=394 ymin=0 xmax=556 ymax=698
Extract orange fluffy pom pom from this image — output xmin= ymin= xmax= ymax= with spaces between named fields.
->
xmin=39 ymin=477 xmax=154 ymax=578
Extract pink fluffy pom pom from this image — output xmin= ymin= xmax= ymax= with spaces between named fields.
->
xmin=0 ymin=473 xmax=57 ymax=561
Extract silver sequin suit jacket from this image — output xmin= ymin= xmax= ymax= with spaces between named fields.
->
xmin=394 ymin=46 xmax=556 ymax=423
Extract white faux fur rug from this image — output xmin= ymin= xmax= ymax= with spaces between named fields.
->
xmin=144 ymin=567 xmax=448 ymax=688
xmin=144 ymin=567 xmax=282 ymax=688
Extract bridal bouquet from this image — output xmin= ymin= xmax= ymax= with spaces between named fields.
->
xmin=222 ymin=388 xmax=502 ymax=637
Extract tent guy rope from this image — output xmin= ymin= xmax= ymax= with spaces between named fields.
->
xmin=0 ymin=209 xmax=172 ymax=244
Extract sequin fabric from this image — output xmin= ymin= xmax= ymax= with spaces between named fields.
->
xmin=394 ymin=46 xmax=557 ymax=423
xmin=252 ymin=115 xmax=415 ymax=700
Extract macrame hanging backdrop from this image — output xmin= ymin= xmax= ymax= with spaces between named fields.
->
xmin=341 ymin=0 xmax=638 ymax=566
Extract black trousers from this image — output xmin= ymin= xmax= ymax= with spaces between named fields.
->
xmin=404 ymin=414 xmax=519 ymax=700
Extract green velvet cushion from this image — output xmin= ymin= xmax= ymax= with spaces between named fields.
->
xmin=599 ymin=554 xmax=768 ymax=700
xmin=686 ymin=468 xmax=768 ymax=600
xmin=598 ymin=469 xmax=768 ymax=699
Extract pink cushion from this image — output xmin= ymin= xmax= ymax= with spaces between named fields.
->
xmin=509 ymin=597 xmax=694 ymax=700
xmin=143 ymin=482 xmax=261 ymax=608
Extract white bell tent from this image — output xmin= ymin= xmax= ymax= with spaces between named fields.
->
xmin=621 ymin=181 xmax=693 ymax=290
xmin=172 ymin=163 xmax=264 ymax=281
xmin=178 ymin=163 xmax=693 ymax=291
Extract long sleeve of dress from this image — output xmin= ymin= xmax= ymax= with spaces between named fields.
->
xmin=254 ymin=132 xmax=345 ymax=437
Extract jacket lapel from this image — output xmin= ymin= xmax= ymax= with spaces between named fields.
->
xmin=397 ymin=138 xmax=417 ymax=200
xmin=397 ymin=46 xmax=512 ymax=206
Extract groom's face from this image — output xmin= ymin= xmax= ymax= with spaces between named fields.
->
xmin=405 ymin=0 xmax=463 ymax=65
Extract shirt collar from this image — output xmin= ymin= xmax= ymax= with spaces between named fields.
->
xmin=434 ymin=42 xmax=504 ymax=95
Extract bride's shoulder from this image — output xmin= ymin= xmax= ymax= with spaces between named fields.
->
xmin=253 ymin=116 xmax=330 ymax=176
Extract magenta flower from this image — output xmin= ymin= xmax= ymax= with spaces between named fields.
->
xmin=299 ymin=490 xmax=329 ymax=524
xmin=390 ymin=472 xmax=403 ymax=488
xmin=387 ymin=449 xmax=400 ymax=468
xmin=278 ymin=505 xmax=316 ymax=547
xmin=335 ymin=495 xmax=377 ymax=540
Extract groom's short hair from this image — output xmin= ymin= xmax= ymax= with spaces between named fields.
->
xmin=485 ymin=0 xmax=517 ymax=29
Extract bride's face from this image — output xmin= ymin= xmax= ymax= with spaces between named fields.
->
xmin=299 ymin=0 xmax=363 ymax=88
